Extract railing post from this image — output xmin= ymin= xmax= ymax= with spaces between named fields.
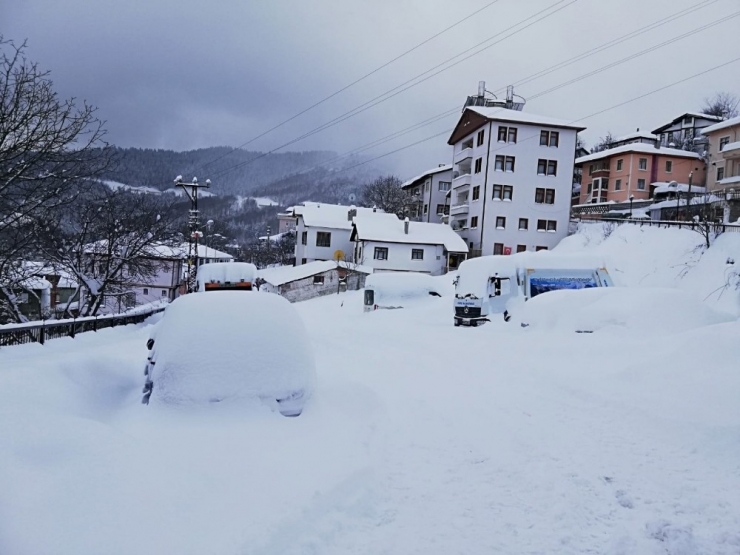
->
xmin=70 ymin=317 xmax=76 ymax=338
xmin=39 ymin=324 xmax=45 ymax=345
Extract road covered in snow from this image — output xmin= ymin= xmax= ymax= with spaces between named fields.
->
xmin=1 ymin=225 xmax=739 ymax=555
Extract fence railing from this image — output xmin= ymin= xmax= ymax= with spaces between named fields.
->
xmin=0 ymin=304 xmax=166 ymax=347
xmin=571 ymin=216 xmax=740 ymax=234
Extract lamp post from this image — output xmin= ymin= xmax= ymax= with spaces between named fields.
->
xmin=206 ymin=219 xmax=214 ymax=263
xmin=629 ymin=194 xmax=634 ymax=219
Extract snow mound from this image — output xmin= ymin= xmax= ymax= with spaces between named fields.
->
xmin=517 ymin=286 xmax=734 ymax=334
xmin=147 ymin=291 xmax=315 ymax=407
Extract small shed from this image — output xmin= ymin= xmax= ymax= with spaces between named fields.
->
xmin=258 ymin=260 xmax=372 ymax=303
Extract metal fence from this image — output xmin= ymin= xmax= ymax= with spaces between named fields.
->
xmin=571 ymin=216 xmax=740 ymax=234
xmin=0 ymin=305 xmax=166 ymax=347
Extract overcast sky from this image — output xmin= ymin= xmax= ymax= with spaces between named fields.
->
xmin=3 ymin=0 xmax=740 ymax=178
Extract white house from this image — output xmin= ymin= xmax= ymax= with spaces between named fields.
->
xmin=350 ymin=217 xmax=468 ymax=275
xmin=447 ymin=103 xmax=584 ymax=256
xmin=258 ymin=260 xmax=371 ymax=303
xmin=400 ymin=165 xmax=453 ymax=222
xmin=292 ymin=202 xmax=399 ymax=265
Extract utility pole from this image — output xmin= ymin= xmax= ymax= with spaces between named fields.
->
xmin=686 ymin=171 xmax=693 ymax=221
xmin=175 ymin=175 xmax=211 ymax=293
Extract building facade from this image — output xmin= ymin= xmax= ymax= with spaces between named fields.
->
xmin=651 ymin=112 xmax=724 ymax=153
xmin=701 ymin=115 xmax=740 ymax=191
xmin=258 ymin=260 xmax=370 ymax=302
xmin=447 ymin=106 xmax=584 ymax=255
xmin=400 ymin=165 xmax=453 ymax=222
xmin=575 ymin=144 xmax=706 ymax=205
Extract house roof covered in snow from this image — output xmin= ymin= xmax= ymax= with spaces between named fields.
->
xmin=351 ymin=219 xmax=468 ymax=253
xmin=652 ymin=182 xmax=707 ymax=195
xmin=401 ymin=165 xmax=452 ymax=189
xmin=259 ymin=260 xmax=372 ymax=287
xmin=701 ymin=115 xmax=740 ymax=135
xmin=651 ymin=112 xmax=724 ymax=133
xmin=612 ymin=131 xmax=658 ymax=143
xmin=575 ymin=143 xmax=702 ymax=165
xmin=466 ymin=107 xmax=585 ymax=130
xmin=293 ymin=202 xmax=398 ymax=230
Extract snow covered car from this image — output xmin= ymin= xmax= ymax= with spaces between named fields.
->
xmin=363 ymin=272 xmax=452 ymax=312
xmin=142 ymin=291 xmax=316 ymax=416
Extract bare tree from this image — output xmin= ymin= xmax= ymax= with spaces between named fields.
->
xmin=0 ymin=36 xmax=113 ymax=321
xmin=701 ymin=92 xmax=739 ymax=120
xmin=35 ymin=187 xmax=183 ymax=316
xmin=361 ymin=175 xmax=410 ymax=217
xmin=590 ymin=132 xmax=615 ymax=153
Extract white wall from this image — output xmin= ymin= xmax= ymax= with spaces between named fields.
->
xmin=294 ymin=221 xmax=353 ymax=265
xmin=357 ymin=240 xmax=446 ymax=275
xmin=452 ymin=120 xmax=576 ymax=254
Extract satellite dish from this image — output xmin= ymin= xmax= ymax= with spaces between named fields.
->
xmin=348 ymin=193 xmax=356 ymax=202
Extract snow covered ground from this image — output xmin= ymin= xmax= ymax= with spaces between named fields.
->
xmin=1 ymin=224 xmax=739 ymax=554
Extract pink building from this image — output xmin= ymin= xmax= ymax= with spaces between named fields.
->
xmin=575 ymin=144 xmax=706 ymax=204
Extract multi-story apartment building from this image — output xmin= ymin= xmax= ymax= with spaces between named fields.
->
xmin=651 ymin=112 xmax=724 ymax=153
xmin=701 ymin=115 xmax=740 ymax=190
xmin=447 ymin=106 xmax=584 ymax=255
xmin=575 ymin=144 xmax=706 ymax=204
xmin=400 ymin=164 xmax=452 ymax=222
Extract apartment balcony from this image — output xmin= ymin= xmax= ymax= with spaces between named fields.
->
xmin=721 ymin=141 xmax=740 ymax=160
xmin=451 ymin=219 xmax=468 ymax=232
xmin=449 ymin=203 xmax=469 ymax=216
xmin=452 ymin=172 xmax=472 ymax=188
xmin=454 ymin=147 xmax=473 ymax=165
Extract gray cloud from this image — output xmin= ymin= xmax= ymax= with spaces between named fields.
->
xmin=3 ymin=0 xmax=739 ymax=178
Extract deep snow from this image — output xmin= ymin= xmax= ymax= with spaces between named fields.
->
xmin=1 ymin=223 xmax=739 ymax=555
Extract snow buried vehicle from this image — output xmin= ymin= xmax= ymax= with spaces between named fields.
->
xmin=142 ymin=291 xmax=316 ymax=416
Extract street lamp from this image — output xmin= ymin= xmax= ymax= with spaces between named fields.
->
xmin=629 ymin=194 xmax=634 ymax=219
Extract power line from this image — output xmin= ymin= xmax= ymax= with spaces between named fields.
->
xmin=209 ymin=0 xmax=578 ymax=181
xmin=195 ymin=0 xmax=506 ymax=172
xmin=243 ymin=2 xmax=735 ymax=181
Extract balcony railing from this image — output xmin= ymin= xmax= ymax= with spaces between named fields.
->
xmin=451 ymin=219 xmax=468 ymax=231
xmin=454 ymin=147 xmax=473 ymax=165
xmin=452 ymin=172 xmax=471 ymax=188
xmin=450 ymin=203 xmax=469 ymax=216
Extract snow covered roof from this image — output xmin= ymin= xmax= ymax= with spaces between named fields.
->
xmin=21 ymin=262 xmax=78 ymax=289
xmin=294 ymin=202 xmax=398 ymax=230
xmin=351 ymin=219 xmax=468 ymax=253
xmin=649 ymin=195 xmax=720 ymax=210
xmin=612 ymin=131 xmax=658 ymax=143
xmin=652 ymin=112 xmax=724 ymax=133
xmin=401 ymin=165 xmax=452 ymax=188
xmin=145 ymin=243 xmax=233 ymax=260
xmin=652 ymin=182 xmax=707 ymax=194
xmin=718 ymin=175 xmax=740 ymax=186
xmin=575 ymin=143 xmax=702 ymax=165
xmin=259 ymin=260 xmax=371 ymax=287
xmin=466 ymin=106 xmax=586 ymax=131
xmin=721 ymin=141 xmax=740 ymax=153
xmin=701 ymin=115 xmax=740 ymax=135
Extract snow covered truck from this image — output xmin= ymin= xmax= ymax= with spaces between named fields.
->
xmin=453 ymin=252 xmax=613 ymax=327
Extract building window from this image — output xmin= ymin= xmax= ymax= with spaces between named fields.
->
xmin=438 ymin=181 xmax=451 ymax=191
xmin=313 ymin=275 xmax=325 ymax=284
xmin=316 ymin=232 xmax=331 ymax=247
xmin=143 ymin=288 xmax=149 ymax=296
xmin=474 ymin=157 xmax=483 ymax=173
xmin=477 ymin=130 xmax=485 ymax=146
xmin=411 ymin=248 xmax=424 ymax=260
xmin=517 ymin=244 xmax=527 ymax=253
xmin=616 ymin=159 xmax=623 ymax=171
xmin=492 ymin=185 xmax=514 ymax=200
xmin=540 ymin=130 xmax=559 ymax=147
xmin=637 ymin=178 xmax=646 ymax=190
xmin=536 ymin=246 xmax=548 ymax=251
xmin=472 ymin=186 xmax=480 ymax=201
xmin=301 ymin=231 xmax=307 ymax=245
xmin=518 ymin=218 xmax=528 ymax=230
xmin=373 ymin=247 xmax=388 ymax=260
xmin=638 ymin=158 xmax=647 ymax=170
xmin=615 ymin=179 xmax=622 ymax=191
xmin=537 ymin=219 xmax=557 ymax=232
xmin=587 ymin=182 xmax=592 ymax=194
xmin=719 ymin=137 xmax=730 ymax=151
xmin=436 ymin=204 xmax=448 ymax=216
xmin=537 ymin=159 xmax=557 ymax=176
xmin=535 ymin=188 xmax=555 ymax=204
xmin=470 ymin=216 xmax=478 ymax=228
xmin=495 ymin=155 xmax=515 ymax=172
xmin=665 ymin=160 xmax=673 ymax=173
xmin=588 ymin=164 xmax=594 ymax=176
xmin=717 ymin=167 xmax=725 ymax=181
xmin=499 ymin=126 xmax=517 ymax=143
xmin=495 ymin=216 xmax=506 ymax=229
xmin=161 ymin=290 xmax=167 ymax=297
xmin=493 ymin=243 xmax=504 ymax=255
xmin=424 ymin=204 xmax=428 ymax=214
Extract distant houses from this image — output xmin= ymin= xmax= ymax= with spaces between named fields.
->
xmin=258 ymin=260 xmax=371 ymax=303
xmin=400 ymin=165 xmax=452 ymax=223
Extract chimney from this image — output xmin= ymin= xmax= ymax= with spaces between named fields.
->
xmin=347 ymin=206 xmax=357 ymax=221
xmin=478 ymin=81 xmax=485 ymax=97
xmin=404 ymin=217 xmax=409 ymax=234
